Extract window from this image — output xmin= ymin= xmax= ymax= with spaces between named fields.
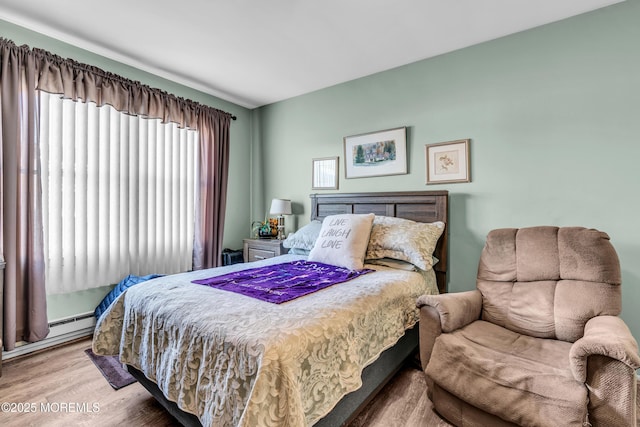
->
xmin=39 ymin=92 xmax=199 ymax=294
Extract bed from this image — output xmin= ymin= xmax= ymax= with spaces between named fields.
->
xmin=92 ymin=190 xmax=449 ymax=426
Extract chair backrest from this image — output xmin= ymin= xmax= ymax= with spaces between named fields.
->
xmin=477 ymin=226 xmax=621 ymax=342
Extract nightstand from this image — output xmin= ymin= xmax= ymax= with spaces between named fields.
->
xmin=243 ymin=239 xmax=286 ymax=262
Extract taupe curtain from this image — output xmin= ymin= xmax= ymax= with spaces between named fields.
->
xmin=0 ymin=38 xmax=232 ymax=350
xmin=0 ymin=41 xmax=48 ymax=350
xmin=193 ymin=109 xmax=231 ymax=269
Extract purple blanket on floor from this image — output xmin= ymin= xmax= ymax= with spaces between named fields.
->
xmin=192 ymin=260 xmax=373 ymax=304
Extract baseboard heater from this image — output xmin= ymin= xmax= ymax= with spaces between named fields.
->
xmin=2 ymin=312 xmax=96 ymax=361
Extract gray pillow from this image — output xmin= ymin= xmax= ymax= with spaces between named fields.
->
xmin=283 ymin=220 xmax=322 ymax=250
xmin=288 ymin=247 xmax=311 ymax=256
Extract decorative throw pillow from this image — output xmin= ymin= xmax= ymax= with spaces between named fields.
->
xmin=366 ymin=216 xmax=445 ymax=270
xmin=308 ymin=213 xmax=375 ymax=270
xmin=366 ymin=257 xmax=418 ymax=271
xmin=283 ymin=220 xmax=322 ymax=251
xmin=287 ymin=247 xmax=311 ymax=256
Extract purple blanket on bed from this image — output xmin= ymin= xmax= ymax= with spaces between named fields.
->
xmin=192 ymin=260 xmax=373 ymax=304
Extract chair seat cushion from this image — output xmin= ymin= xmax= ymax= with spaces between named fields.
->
xmin=425 ymin=320 xmax=588 ymax=426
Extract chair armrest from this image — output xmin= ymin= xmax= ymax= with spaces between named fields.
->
xmin=570 ymin=316 xmax=640 ymax=426
xmin=569 ymin=315 xmax=640 ymax=382
xmin=416 ymin=290 xmax=482 ymax=371
xmin=416 ymin=290 xmax=482 ymax=333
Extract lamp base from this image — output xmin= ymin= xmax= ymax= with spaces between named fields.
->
xmin=277 ymin=216 xmax=286 ymax=240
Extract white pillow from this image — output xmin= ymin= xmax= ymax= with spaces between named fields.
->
xmin=283 ymin=220 xmax=322 ymax=250
xmin=366 ymin=216 xmax=445 ymax=270
xmin=308 ymin=213 xmax=375 ymax=270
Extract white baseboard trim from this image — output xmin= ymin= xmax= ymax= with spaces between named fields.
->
xmin=2 ymin=312 xmax=95 ymax=361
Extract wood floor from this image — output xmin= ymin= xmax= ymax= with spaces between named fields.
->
xmin=0 ymin=337 xmax=450 ymax=427
xmin=1 ymin=337 xmax=638 ymax=427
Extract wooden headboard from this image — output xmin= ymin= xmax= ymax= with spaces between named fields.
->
xmin=310 ymin=191 xmax=449 ymax=293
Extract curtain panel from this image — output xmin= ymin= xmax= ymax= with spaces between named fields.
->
xmin=193 ymin=109 xmax=231 ymax=270
xmin=0 ymin=38 xmax=232 ymax=350
xmin=0 ymin=40 xmax=49 ymax=350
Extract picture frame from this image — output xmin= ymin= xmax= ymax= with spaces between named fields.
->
xmin=343 ymin=127 xmax=407 ymax=179
xmin=425 ymin=139 xmax=471 ymax=184
xmin=312 ymin=156 xmax=339 ymax=190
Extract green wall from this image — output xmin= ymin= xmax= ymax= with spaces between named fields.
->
xmin=256 ymin=0 xmax=640 ymax=344
xmin=2 ymin=1 xmax=639 ymax=348
xmin=0 ymin=19 xmax=254 ymax=320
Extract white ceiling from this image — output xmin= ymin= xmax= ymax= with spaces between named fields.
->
xmin=0 ymin=0 xmax=624 ymax=109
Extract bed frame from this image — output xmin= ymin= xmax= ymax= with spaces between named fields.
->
xmin=128 ymin=190 xmax=449 ymax=426
xmin=310 ymin=191 xmax=448 ymax=294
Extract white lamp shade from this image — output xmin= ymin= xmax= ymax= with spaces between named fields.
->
xmin=270 ymin=198 xmax=292 ymax=215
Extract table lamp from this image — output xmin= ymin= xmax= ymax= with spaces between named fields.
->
xmin=270 ymin=198 xmax=292 ymax=240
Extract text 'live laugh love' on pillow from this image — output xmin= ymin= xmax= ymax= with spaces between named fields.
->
xmin=307 ymin=213 xmax=375 ymax=270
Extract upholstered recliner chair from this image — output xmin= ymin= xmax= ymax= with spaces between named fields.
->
xmin=418 ymin=226 xmax=640 ymax=427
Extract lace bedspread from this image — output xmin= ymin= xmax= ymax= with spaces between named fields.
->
xmin=92 ymin=254 xmax=437 ymax=427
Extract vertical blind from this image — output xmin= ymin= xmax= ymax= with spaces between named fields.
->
xmin=39 ymin=91 xmax=199 ymax=294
